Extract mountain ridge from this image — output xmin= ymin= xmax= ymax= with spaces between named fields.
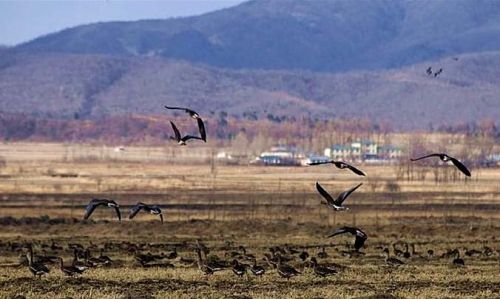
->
xmin=11 ymin=0 xmax=500 ymax=72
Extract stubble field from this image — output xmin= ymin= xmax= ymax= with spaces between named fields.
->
xmin=0 ymin=143 xmax=498 ymax=299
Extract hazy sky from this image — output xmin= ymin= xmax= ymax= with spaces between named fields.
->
xmin=0 ymin=0 xmax=245 ymax=46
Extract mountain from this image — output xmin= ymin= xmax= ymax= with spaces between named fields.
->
xmin=0 ymin=51 xmax=499 ymax=129
xmin=12 ymin=0 xmax=500 ymax=72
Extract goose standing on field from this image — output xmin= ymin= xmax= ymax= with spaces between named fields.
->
xmin=250 ymin=258 xmax=265 ymax=276
xmin=129 ymin=202 xmax=164 ymax=223
xmin=276 ymin=255 xmax=300 ymax=279
xmin=26 ymin=246 xmax=49 ymax=278
xmin=328 ymin=226 xmax=367 ymax=252
xmin=452 ymin=250 xmax=465 ymax=267
xmin=383 ymin=248 xmax=404 ymax=267
xmin=83 ymin=198 xmax=121 ymax=220
xmin=310 ymin=257 xmax=337 ymax=277
xmin=316 ymin=182 xmax=363 ymax=211
xmin=170 ymin=121 xmax=204 ymax=145
xmin=317 ymin=246 xmax=328 ymax=259
xmin=231 ymin=259 xmax=247 ymax=278
xmin=59 ymin=257 xmax=83 ymax=276
xmin=308 ymin=160 xmax=366 ymax=176
xmin=410 ymin=153 xmax=471 ymax=177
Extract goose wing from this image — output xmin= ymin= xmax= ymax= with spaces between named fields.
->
xmin=449 ymin=157 xmax=471 ymax=177
xmin=335 ymin=183 xmax=363 ymax=205
xmin=129 ymin=203 xmax=145 ymax=220
xmin=83 ymin=199 xmax=102 ymax=220
xmin=410 ymin=153 xmax=441 ymax=161
xmin=307 ymin=161 xmax=333 ymax=166
xmin=197 ymin=118 xmax=207 ymax=142
xmin=344 ymin=163 xmax=366 ymax=176
xmin=113 ymin=205 xmax=122 ymax=221
xmin=170 ymin=121 xmax=182 ymax=142
xmin=181 ymin=135 xmax=204 ymax=142
xmin=165 ymin=106 xmax=197 ymax=117
xmin=315 ymin=182 xmax=335 ymax=205
xmin=328 ymin=227 xmax=354 ymax=238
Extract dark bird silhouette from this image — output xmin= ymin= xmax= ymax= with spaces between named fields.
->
xmin=316 ymin=182 xmax=363 ymax=211
xmin=411 ymin=153 xmax=471 ymax=177
xmin=164 ymin=106 xmax=200 ymax=119
xmin=317 ymin=246 xmax=328 ymax=259
xmin=434 ymin=68 xmax=443 ymax=77
xmin=170 ymin=121 xmax=204 ymax=146
xmin=328 ymin=226 xmax=367 ymax=252
xmin=197 ymin=118 xmax=207 ymax=142
xmin=83 ymin=198 xmax=121 ymax=221
xmin=426 ymin=66 xmax=432 ymax=75
xmin=129 ymin=202 xmax=163 ymax=223
xmin=308 ymin=160 xmax=366 ymax=176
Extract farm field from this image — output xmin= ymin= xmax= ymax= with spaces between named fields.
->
xmin=0 ymin=143 xmax=499 ymax=299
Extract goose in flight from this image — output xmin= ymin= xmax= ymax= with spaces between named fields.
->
xmin=165 ymin=106 xmax=200 ymax=119
xmin=426 ymin=66 xmax=432 ymax=75
xmin=434 ymin=68 xmax=443 ymax=77
xmin=170 ymin=121 xmax=204 ymax=145
xmin=129 ymin=202 xmax=163 ymax=223
xmin=315 ymin=182 xmax=363 ymax=211
xmin=308 ymin=160 xmax=366 ymax=176
xmin=83 ymin=198 xmax=121 ymax=221
xmin=328 ymin=226 xmax=367 ymax=252
xmin=410 ymin=153 xmax=471 ymax=177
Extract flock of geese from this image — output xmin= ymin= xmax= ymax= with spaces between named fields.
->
xmin=17 ymin=104 xmax=482 ymax=280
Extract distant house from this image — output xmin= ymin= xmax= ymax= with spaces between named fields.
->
xmin=324 ymin=140 xmax=402 ymax=163
xmin=483 ymin=154 xmax=500 ymax=167
xmin=301 ymin=155 xmax=331 ymax=166
xmin=252 ymin=146 xmax=306 ymax=166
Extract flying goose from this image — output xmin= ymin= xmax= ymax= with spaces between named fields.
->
xmin=170 ymin=121 xmax=204 ymax=145
xmin=316 ymin=182 xmax=363 ymax=211
xmin=164 ymin=106 xmax=200 ymax=119
xmin=83 ymin=198 xmax=121 ymax=221
xmin=426 ymin=66 xmax=432 ymax=75
xmin=410 ymin=153 xmax=471 ymax=177
xmin=383 ymin=248 xmax=404 ymax=267
xmin=129 ymin=202 xmax=163 ymax=223
xmin=434 ymin=68 xmax=443 ymax=77
xmin=328 ymin=226 xmax=367 ymax=252
xmin=26 ymin=246 xmax=49 ymax=278
xmin=59 ymin=257 xmax=83 ymax=276
xmin=308 ymin=160 xmax=366 ymax=176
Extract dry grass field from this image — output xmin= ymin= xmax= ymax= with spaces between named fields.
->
xmin=0 ymin=143 xmax=499 ymax=299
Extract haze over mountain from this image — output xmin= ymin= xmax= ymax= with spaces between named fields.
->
xmin=13 ymin=0 xmax=500 ymax=72
xmin=0 ymin=0 xmax=499 ymax=131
